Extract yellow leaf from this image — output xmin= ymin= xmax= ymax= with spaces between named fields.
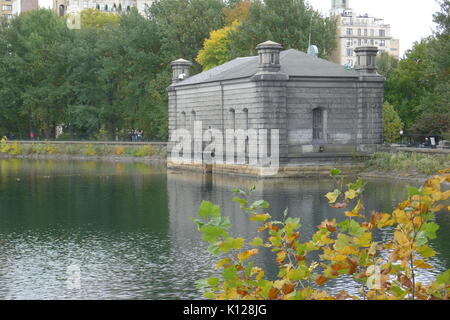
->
xmin=441 ymin=190 xmax=450 ymax=200
xmin=393 ymin=209 xmax=409 ymax=224
xmin=325 ymin=190 xmax=341 ymax=204
xmin=249 ymin=213 xmax=271 ymax=222
xmin=394 ymin=230 xmax=409 ymax=246
xmin=237 ymin=249 xmax=259 ymax=261
xmin=413 ymin=259 xmax=433 ymax=269
xmin=334 ymin=254 xmax=348 ymax=262
xmin=345 ymin=189 xmax=357 ymax=200
xmin=215 ymin=258 xmax=231 ymax=269
xmin=276 ymin=251 xmax=287 ymax=265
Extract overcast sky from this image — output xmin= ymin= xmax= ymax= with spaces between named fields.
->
xmin=307 ymin=0 xmax=441 ymax=57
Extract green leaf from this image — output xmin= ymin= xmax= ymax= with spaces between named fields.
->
xmin=331 ymin=168 xmax=342 ymax=177
xmin=249 ymin=237 xmax=264 ymax=247
xmin=406 ymin=186 xmax=422 ymax=197
xmin=424 ymin=222 xmax=440 ymax=240
xmin=415 ymin=230 xmax=428 ymax=246
xmin=207 ymin=277 xmax=220 ymax=287
xmin=223 ymin=266 xmax=238 ymax=281
xmin=436 ymin=270 xmax=450 ymax=284
xmin=251 ymin=200 xmax=269 ymax=209
xmin=348 ymin=219 xmax=364 ymax=237
xmin=198 ymin=201 xmax=221 ymax=218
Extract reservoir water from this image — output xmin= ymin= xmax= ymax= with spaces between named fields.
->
xmin=0 ymin=159 xmax=448 ymax=299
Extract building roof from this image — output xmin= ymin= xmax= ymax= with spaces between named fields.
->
xmin=173 ymin=49 xmax=359 ymax=87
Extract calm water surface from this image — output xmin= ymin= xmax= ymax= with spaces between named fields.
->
xmin=0 ymin=159 xmax=448 ymax=299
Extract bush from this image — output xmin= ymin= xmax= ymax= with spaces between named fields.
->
xmin=194 ymin=169 xmax=450 ymax=300
xmin=383 ymin=102 xmax=404 ymax=143
xmin=366 ymin=152 xmax=449 ymax=175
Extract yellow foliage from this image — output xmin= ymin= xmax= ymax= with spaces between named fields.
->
xmin=196 ymin=21 xmax=240 ymax=71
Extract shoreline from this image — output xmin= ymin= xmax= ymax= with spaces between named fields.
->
xmin=0 ymin=153 xmax=441 ymax=183
xmin=0 ymin=153 xmax=166 ymax=165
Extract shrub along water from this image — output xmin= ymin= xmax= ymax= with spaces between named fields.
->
xmin=366 ymin=152 xmax=450 ymax=175
xmin=0 ymin=138 xmax=166 ymax=158
xmin=194 ymin=168 xmax=450 ymax=300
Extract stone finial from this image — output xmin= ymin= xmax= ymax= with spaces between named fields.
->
xmin=354 ymin=46 xmax=379 ymax=75
xmin=256 ymin=40 xmax=283 ymax=73
xmin=170 ymin=58 xmax=192 ymax=83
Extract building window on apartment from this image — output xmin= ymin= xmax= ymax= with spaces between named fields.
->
xmin=370 ymin=29 xmax=374 ymax=36
xmin=380 ymin=40 xmax=386 ymax=47
xmin=346 ymin=48 xmax=353 ymax=57
xmin=379 ymin=29 xmax=386 ymax=37
xmin=370 ymin=39 xmax=374 ymax=45
xmin=358 ymin=29 xmax=361 ymax=36
xmin=83 ymin=1 xmax=88 ymax=9
xmin=346 ymin=28 xmax=353 ymax=36
xmin=2 ymin=5 xmax=12 ymax=10
xmin=358 ymin=39 xmax=362 ymax=46
xmin=313 ymin=108 xmax=324 ymax=141
xmin=346 ymin=39 xmax=353 ymax=47
xmin=364 ymin=29 xmax=368 ymax=36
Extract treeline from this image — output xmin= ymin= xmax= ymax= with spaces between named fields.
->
xmin=378 ymin=0 xmax=450 ymax=142
xmin=0 ymin=0 xmax=337 ymax=141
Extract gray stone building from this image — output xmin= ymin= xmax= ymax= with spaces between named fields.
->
xmin=167 ymin=41 xmax=384 ymax=177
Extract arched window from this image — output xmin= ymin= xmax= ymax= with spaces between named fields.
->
xmin=242 ymin=108 xmax=249 ymax=130
xmin=104 ymin=4 xmax=108 ymax=11
xmin=59 ymin=4 xmax=65 ymax=16
xmin=96 ymin=4 xmax=100 ymax=10
xmin=181 ymin=111 xmax=186 ymax=129
xmin=313 ymin=108 xmax=324 ymax=140
xmin=190 ymin=110 xmax=196 ymax=131
xmin=229 ymin=109 xmax=236 ymax=131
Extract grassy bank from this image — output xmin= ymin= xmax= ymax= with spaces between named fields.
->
xmin=0 ymin=138 xmax=166 ymax=159
xmin=365 ymin=152 xmax=450 ymax=175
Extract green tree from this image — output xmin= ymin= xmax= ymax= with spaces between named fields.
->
xmin=384 ymin=40 xmax=436 ymax=128
xmin=384 ymin=2 xmax=449 ymax=130
xmin=148 ymin=0 xmax=225 ymax=72
xmin=411 ymin=112 xmax=450 ymax=136
xmin=0 ymin=9 xmax=72 ymax=139
xmin=383 ymin=102 xmax=404 ymax=143
xmin=228 ymin=0 xmax=337 ymax=59
xmin=376 ymin=52 xmax=399 ymax=78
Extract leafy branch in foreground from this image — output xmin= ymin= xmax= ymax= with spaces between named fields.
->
xmin=194 ymin=168 xmax=450 ymax=300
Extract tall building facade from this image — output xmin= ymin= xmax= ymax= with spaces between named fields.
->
xmin=62 ymin=0 xmax=154 ymax=16
xmin=1 ymin=0 xmax=14 ymax=19
xmin=330 ymin=0 xmax=400 ymax=67
xmin=11 ymin=0 xmax=154 ymax=16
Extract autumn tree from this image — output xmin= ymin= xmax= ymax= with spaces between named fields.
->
xmin=80 ymin=8 xmax=120 ymax=29
xmin=196 ymin=21 xmax=240 ymax=71
xmin=224 ymin=0 xmax=252 ymax=24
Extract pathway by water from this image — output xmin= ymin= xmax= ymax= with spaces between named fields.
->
xmin=0 ymin=159 xmax=448 ymax=299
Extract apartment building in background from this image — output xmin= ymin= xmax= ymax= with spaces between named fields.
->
xmin=9 ymin=0 xmax=154 ymax=16
xmin=1 ymin=0 xmax=14 ymax=19
xmin=330 ymin=0 xmax=400 ymax=67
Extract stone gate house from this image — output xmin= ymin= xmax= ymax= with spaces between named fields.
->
xmin=167 ymin=41 xmax=384 ymax=177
